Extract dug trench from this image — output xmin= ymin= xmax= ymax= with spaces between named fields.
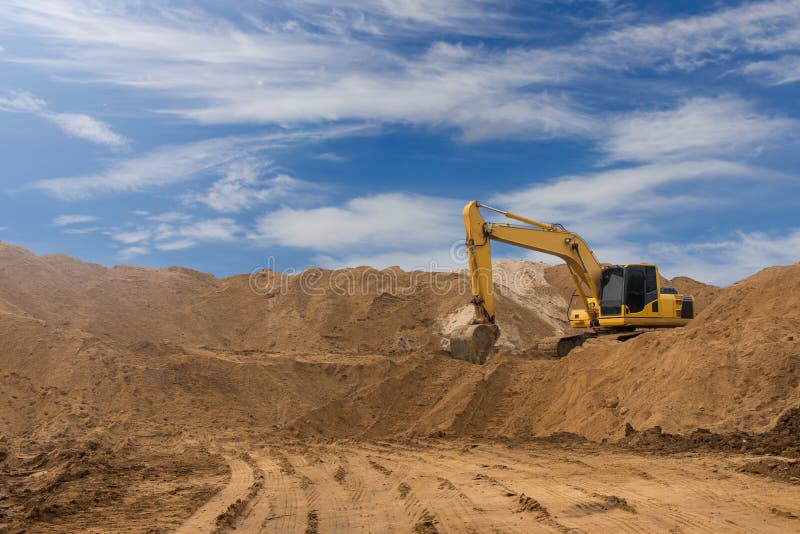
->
xmin=0 ymin=242 xmax=799 ymax=532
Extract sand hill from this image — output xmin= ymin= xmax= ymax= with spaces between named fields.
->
xmin=0 ymin=241 xmax=793 ymax=443
xmin=1 ymin=241 xmax=798 ymax=530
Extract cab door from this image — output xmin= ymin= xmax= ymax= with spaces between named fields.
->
xmin=624 ymin=266 xmax=646 ymax=314
xmin=624 ymin=265 xmax=659 ymax=317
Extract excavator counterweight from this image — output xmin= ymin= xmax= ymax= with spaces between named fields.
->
xmin=448 ymin=201 xmax=694 ymax=363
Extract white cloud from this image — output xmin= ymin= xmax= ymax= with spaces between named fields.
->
xmin=147 ymin=212 xmax=192 ymax=223
xmin=604 ymin=97 xmax=797 ymax=163
xmin=252 ymin=193 xmax=461 ymax=252
xmin=106 ymin=217 xmax=244 ymax=255
xmin=148 ymin=217 xmax=243 ymax=245
xmin=33 ymin=125 xmax=367 ymax=200
xmin=581 ymin=1 xmax=800 ymax=72
xmin=154 ymin=239 xmax=196 ymax=251
xmin=118 ymin=245 xmax=149 ymax=260
xmin=0 ymin=90 xmax=126 ymax=147
xmin=61 ymin=226 xmax=98 ymax=235
xmin=523 ymin=229 xmax=800 ymax=285
xmin=175 ymin=218 xmax=242 ymax=242
xmin=0 ymin=226 xmax=7 ymax=232
xmin=44 ymin=112 xmax=127 ymax=148
xmin=280 ymin=0 xmax=515 ymax=36
xmin=52 ymin=214 xmax=98 ymax=226
xmin=111 ymin=229 xmax=151 ymax=244
xmin=313 ymin=152 xmax=346 ymax=162
xmin=35 ymin=136 xmax=248 ymax=200
xmin=741 ymin=54 xmax=800 ymax=85
xmin=491 ymin=159 xmax=757 ymax=232
xmin=2 ymin=1 xmax=799 ymax=141
xmin=188 ymin=160 xmax=319 ymax=213
xmin=0 ymin=90 xmax=46 ymax=113
xmin=648 ymin=229 xmax=800 ymax=285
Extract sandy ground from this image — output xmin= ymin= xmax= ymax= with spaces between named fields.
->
xmin=166 ymin=438 xmax=800 ymax=533
xmin=1 ymin=244 xmax=798 ymax=532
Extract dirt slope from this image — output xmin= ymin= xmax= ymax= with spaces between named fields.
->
xmin=507 ymin=263 xmax=800 ymax=439
xmin=1 ymin=242 xmax=795 ymax=445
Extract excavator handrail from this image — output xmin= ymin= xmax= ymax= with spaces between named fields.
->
xmin=477 ymin=202 xmax=555 ymax=230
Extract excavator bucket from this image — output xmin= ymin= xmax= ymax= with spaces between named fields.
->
xmin=449 ymin=324 xmax=500 ymax=364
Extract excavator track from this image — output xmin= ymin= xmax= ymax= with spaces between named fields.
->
xmin=536 ymin=334 xmax=591 ymax=358
xmin=537 ymin=329 xmax=646 ymax=358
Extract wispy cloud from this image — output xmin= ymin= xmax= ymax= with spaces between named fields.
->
xmin=146 ymin=212 xmax=192 ymax=223
xmin=52 ymin=214 xmax=98 ymax=226
xmin=277 ymin=0 xmax=520 ymax=36
xmin=154 ymin=239 xmax=196 ymax=251
xmin=490 ymin=159 xmax=760 ymax=238
xmin=186 ymin=159 xmax=321 ymax=213
xmin=32 ymin=125 xmax=362 ymax=200
xmin=647 ymin=229 xmax=800 ymax=285
xmin=44 ymin=112 xmax=127 ymax=148
xmin=604 ymin=96 xmax=798 ymax=163
xmin=741 ymin=54 xmax=800 ymax=86
xmin=313 ymin=152 xmax=346 ymax=162
xmin=110 ymin=229 xmax=151 ymax=244
xmin=35 ymin=136 xmax=254 ymax=200
xmin=118 ymin=245 xmax=149 ymax=260
xmin=61 ymin=226 xmax=99 ymax=235
xmin=166 ymin=218 xmax=243 ymax=243
xmin=0 ymin=90 xmax=127 ymax=148
xmin=2 ymin=1 xmax=799 ymax=141
xmin=106 ymin=216 xmax=245 ymax=256
xmin=525 ymin=228 xmax=800 ymax=285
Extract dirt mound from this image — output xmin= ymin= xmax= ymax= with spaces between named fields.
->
xmin=0 ymin=243 xmax=562 ymax=356
xmin=0 ymin=241 xmax=797 ymax=448
xmin=619 ymin=406 xmax=800 ymax=457
xmin=502 ymin=263 xmax=800 ymax=439
xmin=292 ymin=263 xmax=799 ymax=441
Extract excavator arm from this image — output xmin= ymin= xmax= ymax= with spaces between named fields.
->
xmin=451 ymin=201 xmax=604 ymax=363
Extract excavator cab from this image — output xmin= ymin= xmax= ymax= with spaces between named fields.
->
xmin=596 ymin=264 xmax=693 ymax=328
xmin=600 ymin=265 xmax=657 ymax=316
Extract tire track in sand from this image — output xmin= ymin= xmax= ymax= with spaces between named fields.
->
xmin=236 ymin=451 xmax=310 ymax=533
xmin=353 ymin=442 xmax=502 ymax=533
xmin=176 ymin=455 xmax=254 ymax=534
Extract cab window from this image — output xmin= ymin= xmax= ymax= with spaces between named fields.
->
xmin=645 ymin=266 xmax=658 ymax=304
xmin=624 ymin=266 xmax=646 ymax=313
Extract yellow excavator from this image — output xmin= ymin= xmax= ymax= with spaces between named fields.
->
xmin=449 ymin=201 xmax=694 ymax=363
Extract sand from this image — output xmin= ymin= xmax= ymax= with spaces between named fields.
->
xmin=0 ymin=241 xmax=798 ymax=532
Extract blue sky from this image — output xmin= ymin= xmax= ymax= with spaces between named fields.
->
xmin=0 ymin=0 xmax=799 ymax=285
